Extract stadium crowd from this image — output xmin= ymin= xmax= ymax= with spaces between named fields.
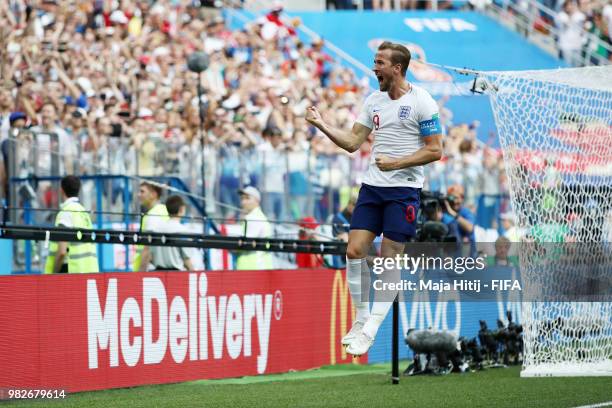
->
xmin=0 ymin=0 xmax=513 ymax=250
xmin=551 ymin=0 xmax=612 ymax=65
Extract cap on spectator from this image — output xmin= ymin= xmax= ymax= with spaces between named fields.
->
xmin=238 ymin=186 xmax=261 ymax=202
xmin=9 ymin=112 xmax=27 ymax=125
xmin=299 ymin=216 xmax=319 ymax=231
xmin=72 ymin=108 xmax=87 ymax=119
xmin=447 ymin=184 xmax=465 ymax=198
xmin=138 ymin=107 xmax=153 ymax=119
xmin=110 ymin=10 xmax=129 ymax=25
xmin=139 ymin=55 xmax=151 ymax=65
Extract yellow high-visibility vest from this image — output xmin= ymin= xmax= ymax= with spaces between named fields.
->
xmin=236 ymin=207 xmax=273 ymax=270
xmin=133 ymin=203 xmax=169 ymax=271
xmin=44 ymin=200 xmax=99 ymax=274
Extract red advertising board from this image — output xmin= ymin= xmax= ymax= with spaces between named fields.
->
xmin=0 ymin=269 xmax=364 ymax=392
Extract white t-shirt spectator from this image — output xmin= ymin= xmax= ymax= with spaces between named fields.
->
xmin=257 ymin=142 xmax=287 ymax=194
xmin=555 ymin=9 xmax=586 ymax=56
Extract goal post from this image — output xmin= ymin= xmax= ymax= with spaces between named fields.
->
xmin=483 ymin=66 xmax=612 ymax=377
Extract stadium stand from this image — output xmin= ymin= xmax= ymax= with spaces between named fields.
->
xmin=0 ymin=0 xmax=512 ymax=235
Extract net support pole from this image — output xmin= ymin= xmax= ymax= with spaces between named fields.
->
xmin=391 ymin=295 xmax=399 ymax=384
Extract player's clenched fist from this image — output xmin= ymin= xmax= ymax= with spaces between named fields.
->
xmin=375 ymin=155 xmax=398 ymax=171
xmin=305 ymin=106 xmax=323 ymax=127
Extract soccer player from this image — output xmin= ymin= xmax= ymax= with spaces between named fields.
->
xmin=305 ymin=41 xmax=443 ymax=356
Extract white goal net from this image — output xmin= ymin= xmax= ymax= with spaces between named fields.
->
xmin=484 ymin=66 xmax=612 ymax=377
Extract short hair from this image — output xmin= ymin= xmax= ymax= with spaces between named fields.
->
xmin=377 ymin=41 xmax=411 ymax=76
xmin=140 ymin=181 xmax=162 ymax=198
xmin=165 ymin=195 xmax=185 ymax=216
xmin=61 ymin=175 xmax=81 ymax=198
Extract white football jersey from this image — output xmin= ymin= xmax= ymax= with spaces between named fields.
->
xmin=356 ymin=85 xmax=440 ymax=188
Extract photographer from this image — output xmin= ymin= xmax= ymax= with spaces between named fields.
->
xmin=442 ymin=184 xmax=476 ymax=246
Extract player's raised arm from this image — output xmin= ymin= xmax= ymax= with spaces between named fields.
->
xmin=305 ymin=106 xmax=371 ymax=153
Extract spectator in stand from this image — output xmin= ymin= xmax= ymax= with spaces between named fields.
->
xmin=501 ymin=212 xmax=522 ymax=242
xmin=30 ymin=102 xmax=76 ymax=175
xmin=443 ymin=184 xmax=476 ymax=247
xmin=331 ymin=195 xmax=357 ymax=243
xmin=0 ymin=112 xmax=28 ymax=201
xmin=308 ymin=38 xmax=334 ymax=87
xmin=257 ymin=126 xmax=287 ymax=221
xmin=0 ymin=87 xmax=13 ymax=142
xmin=584 ymin=10 xmax=610 ymax=63
xmin=477 ymin=148 xmax=502 ymax=228
xmin=0 ymin=0 xmax=517 ymax=241
xmin=555 ymin=0 xmax=587 ymax=65
xmin=66 ymin=108 xmax=89 ymax=173
xmin=236 ymin=186 xmax=273 ymax=270
xmin=486 ymin=236 xmax=519 ymax=267
xmin=296 ymin=216 xmax=324 ymax=268
xmin=287 ymin=129 xmax=311 ymax=219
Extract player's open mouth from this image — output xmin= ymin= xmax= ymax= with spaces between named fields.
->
xmin=376 ymin=75 xmax=384 ymax=83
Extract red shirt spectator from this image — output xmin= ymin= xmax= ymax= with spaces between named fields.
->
xmin=296 ymin=217 xmax=324 ymax=268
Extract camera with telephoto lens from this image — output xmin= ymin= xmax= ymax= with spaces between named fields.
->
xmin=415 ymin=191 xmax=457 ymax=243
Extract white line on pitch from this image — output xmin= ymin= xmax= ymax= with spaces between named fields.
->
xmin=571 ymin=401 xmax=612 ymax=408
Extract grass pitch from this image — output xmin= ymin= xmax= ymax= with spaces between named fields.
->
xmin=6 ymin=364 xmax=612 ymax=408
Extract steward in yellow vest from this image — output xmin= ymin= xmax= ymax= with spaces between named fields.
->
xmin=45 ymin=175 xmax=98 ymax=274
xmin=236 ymin=186 xmax=273 ymax=270
xmin=133 ymin=181 xmax=169 ymax=271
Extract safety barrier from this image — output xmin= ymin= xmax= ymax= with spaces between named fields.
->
xmin=0 ymin=268 xmax=361 ymax=392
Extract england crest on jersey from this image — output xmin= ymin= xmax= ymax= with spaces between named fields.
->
xmin=398 ymin=105 xmax=411 ymax=120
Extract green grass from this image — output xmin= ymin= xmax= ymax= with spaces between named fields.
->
xmin=5 ymin=364 xmax=612 ymax=408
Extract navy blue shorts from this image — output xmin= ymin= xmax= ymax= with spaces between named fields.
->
xmin=350 ymin=183 xmax=421 ymax=243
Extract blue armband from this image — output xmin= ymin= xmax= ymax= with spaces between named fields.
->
xmin=419 ymin=114 xmax=442 ymax=137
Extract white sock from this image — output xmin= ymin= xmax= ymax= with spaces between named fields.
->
xmin=362 ymin=266 xmax=400 ymax=339
xmin=346 ymin=257 xmax=370 ymax=323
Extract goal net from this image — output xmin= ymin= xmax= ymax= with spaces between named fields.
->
xmin=483 ymin=66 xmax=612 ymax=377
